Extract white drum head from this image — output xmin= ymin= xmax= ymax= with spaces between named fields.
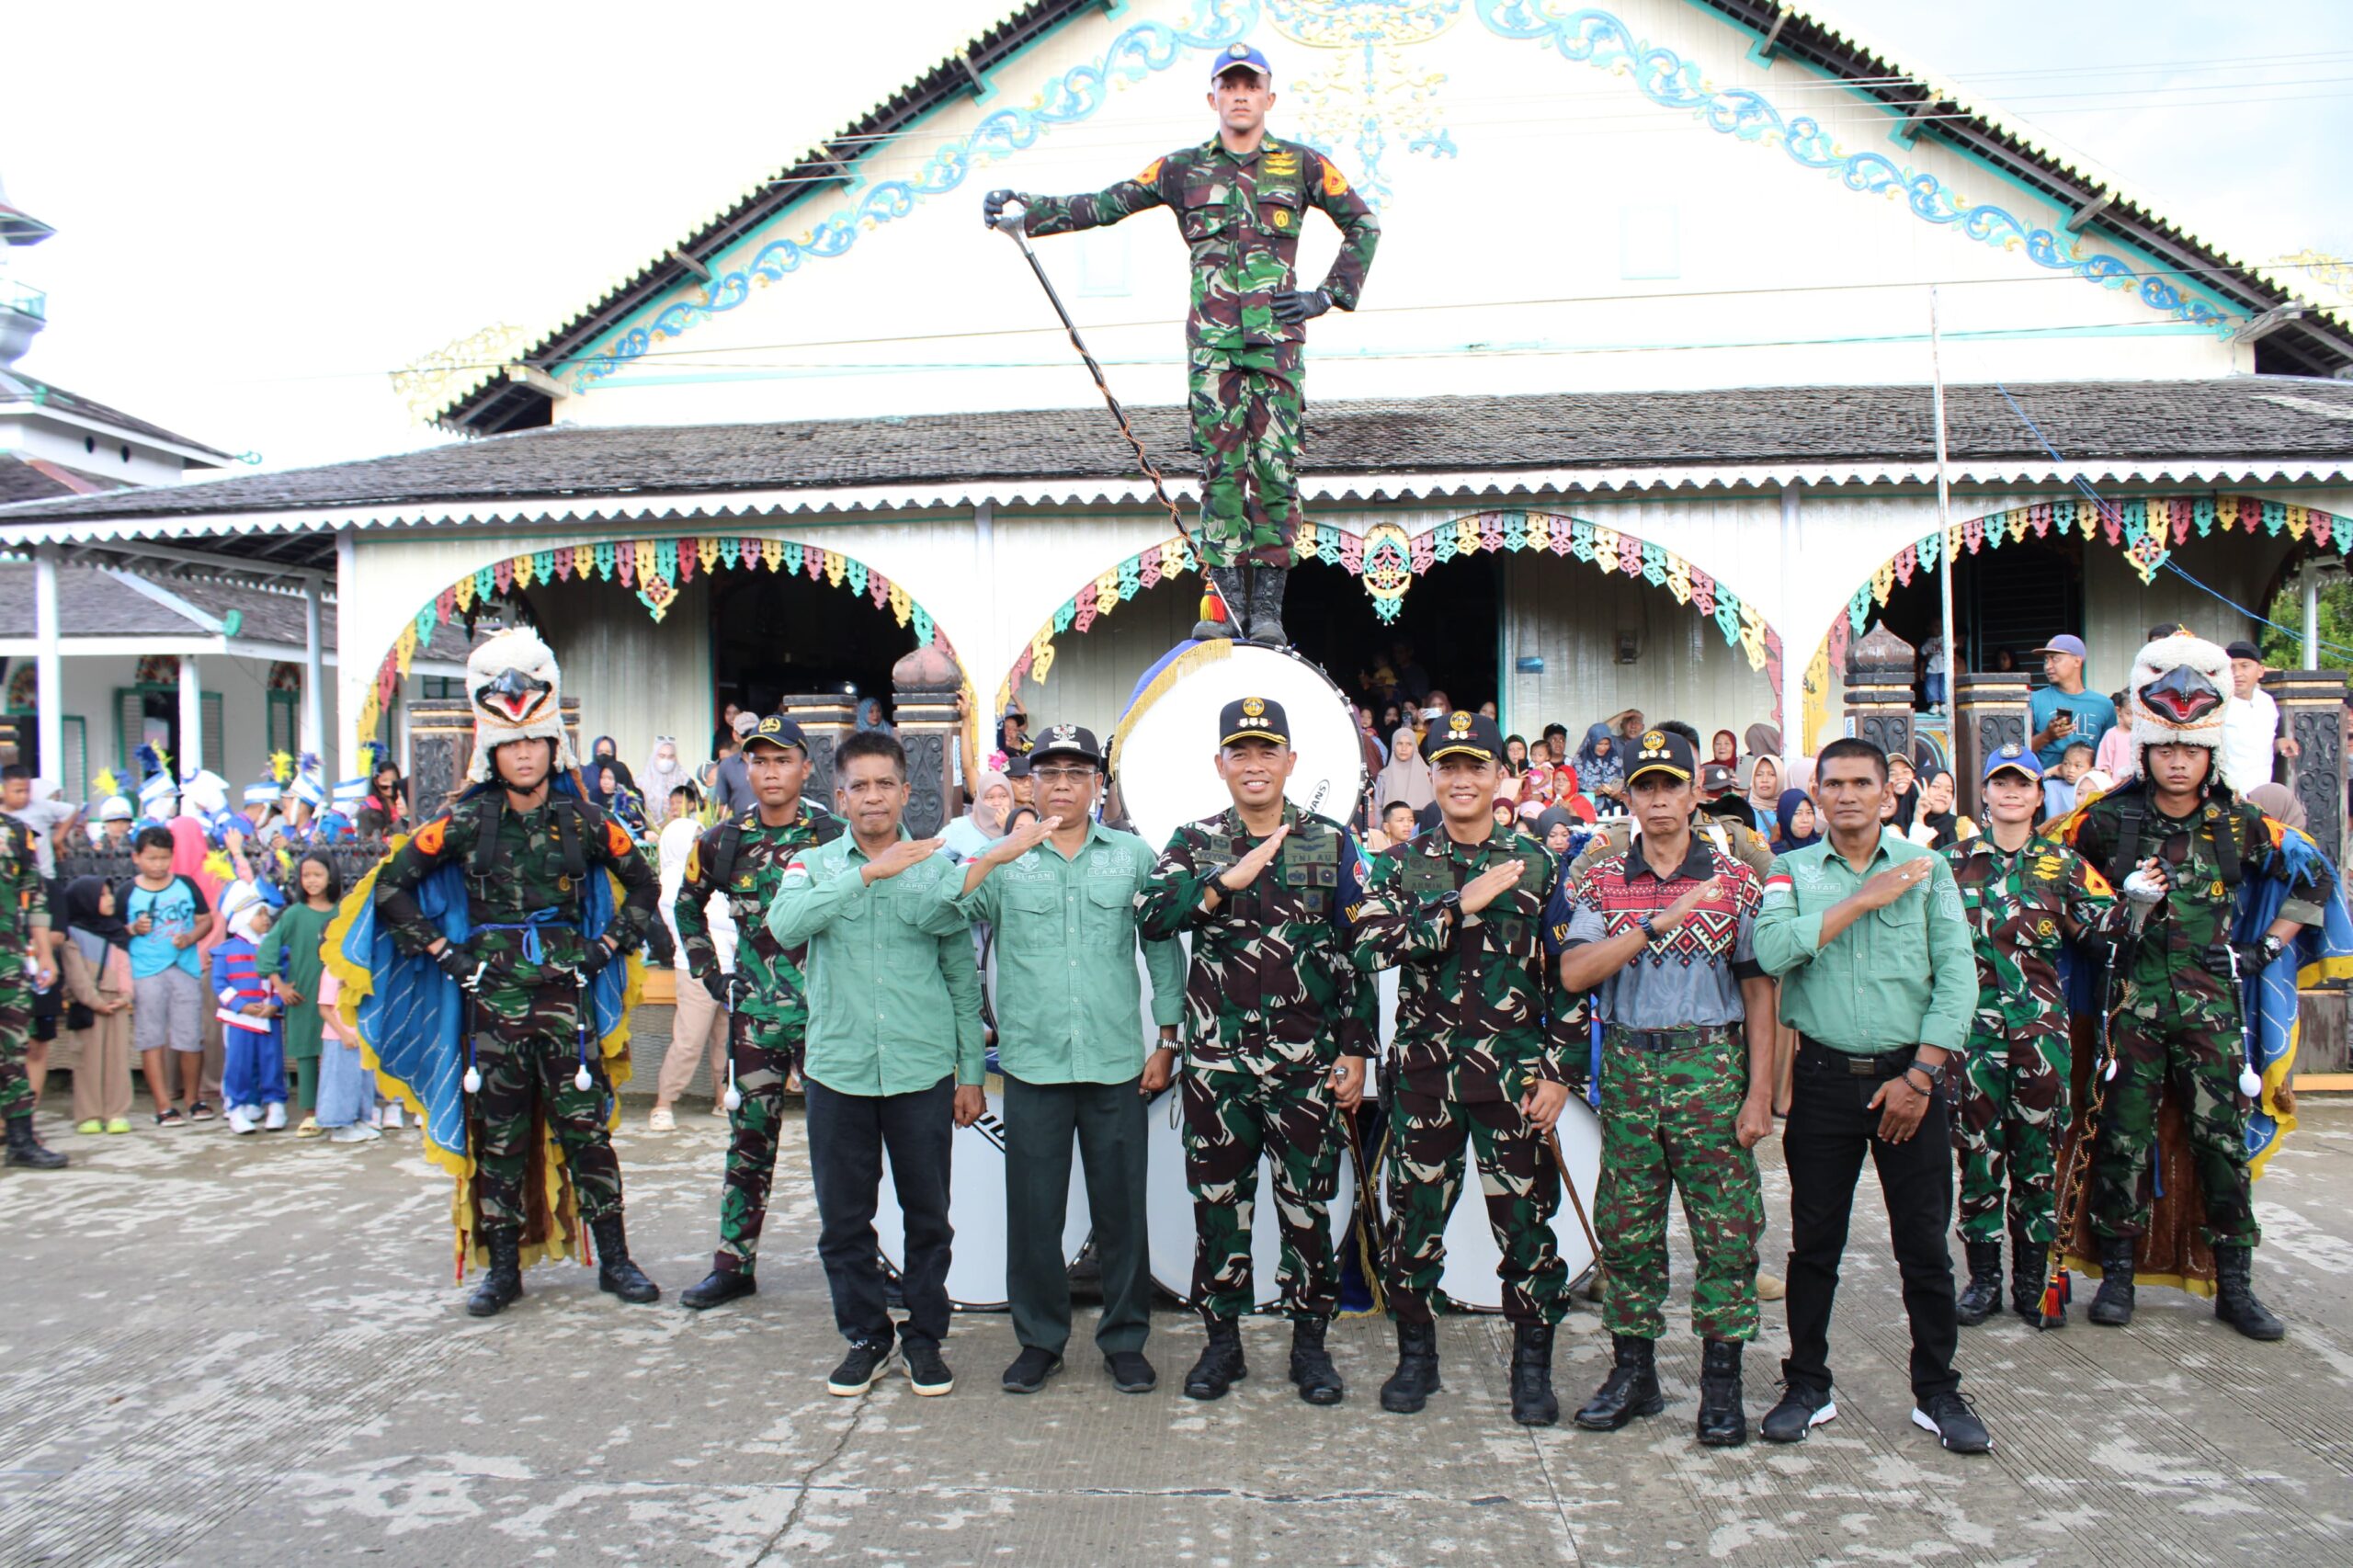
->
xmin=1372 ymin=1098 xmax=1603 ymax=1310
xmin=1112 ymin=642 xmax=1366 ymax=849
xmin=876 ymin=1087 xmax=1090 ymax=1311
xmin=1142 ymin=1087 xmax=1357 ymax=1309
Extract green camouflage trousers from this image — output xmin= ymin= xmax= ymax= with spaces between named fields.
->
xmin=1189 ymin=348 xmax=1303 ymax=570
xmin=470 ymin=982 xmax=624 ymax=1232
xmin=714 ymin=1010 xmax=801 ymax=1274
xmin=0 ymin=954 xmax=28 ymax=1121
xmin=1182 ymin=1063 xmax=1343 ymax=1320
xmin=1385 ymin=1086 xmax=1570 ymax=1327
xmin=1593 ymin=1034 xmax=1763 ymax=1342
xmin=1952 ymin=1018 xmax=2068 ymax=1246
xmin=2091 ymin=976 xmax=2258 ymax=1247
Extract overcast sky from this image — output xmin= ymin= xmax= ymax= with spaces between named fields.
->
xmin=6 ymin=0 xmax=2347 ymax=473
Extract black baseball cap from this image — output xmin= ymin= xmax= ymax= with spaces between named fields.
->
xmin=2224 ymin=640 xmax=2263 ymax=663
xmin=743 ymin=714 xmax=808 ymax=754
xmin=1220 ymin=696 xmax=1290 ymax=747
xmin=1624 ymin=728 xmax=1697 ymax=785
xmin=1030 ymin=722 xmax=1103 ymax=767
xmin=1006 ymin=753 xmax=1032 ymax=778
xmin=1427 ymin=710 xmax=1504 ymax=765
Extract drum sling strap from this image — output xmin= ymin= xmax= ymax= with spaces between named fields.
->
xmin=2104 ymin=787 xmax=2244 ymax=892
xmin=469 ymin=794 xmax=590 ymax=881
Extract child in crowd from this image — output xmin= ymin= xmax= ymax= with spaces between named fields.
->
xmin=261 ymin=851 xmax=340 ymax=1137
xmin=2042 ymin=738 xmax=2096 ymax=822
xmin=313 ymin=969 xmax=380 ymax=1143
xmin=58 ymin=876 xmax=136 ymax=1135
xmin=122 ymin=825 xmax=215 ymax=1125
xmin=212 ymin=882 xmax=287 ymax=1134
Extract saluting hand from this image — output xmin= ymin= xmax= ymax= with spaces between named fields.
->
xmin=1217 ymin=824 xmax=1290 ymax=892
xmin=862 ymin=837 xmax=944 ymax=884
xmin=1854 ymin=857 xmax=1932 ymax=911
xmin=1460 ymin=859 xmax=1525 ymax=915
xmin=1658 ymin=874 xmax=1723 ymax=934
xmin=984 ymin=815 xmax=1059 ymax=866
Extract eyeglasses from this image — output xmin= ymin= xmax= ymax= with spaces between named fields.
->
xmin=1030 ymin=767 xmax=1097 ymax=785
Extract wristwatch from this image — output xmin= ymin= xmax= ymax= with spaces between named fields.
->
xmin=1904 ymin=1063 xmax=1938 ymax=1096
xmin=1636 ymin=915 xmax=1661 ymax=943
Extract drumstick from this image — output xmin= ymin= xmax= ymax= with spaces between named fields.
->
xmin=1545 ymin=1127 xmax=1602 ymax=1267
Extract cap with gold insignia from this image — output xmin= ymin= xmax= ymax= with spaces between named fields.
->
xmin=1624 ymin=728 xmax=1697 ymax=786
xmin=1219 ymin=695 xmax=1290 ymax=748
xmin=1030 ymin=722 xmax=1104 ymax=768
xmin=1211 ymin=41 xmax=1271 ymax=84
xmin=743 ymin=713 xmax=808 ymax=755
xmin=1426 ymin=710 xmax=1504 ymax=765
xmin=1982 ymin=741 xmax=2043 ymax=783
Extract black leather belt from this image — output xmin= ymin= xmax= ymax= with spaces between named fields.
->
xmin=1798 ymin=1035 xmax=1916 ymax=1077
xmin=1606 ymin=1023 xmax=1737 ymax=1052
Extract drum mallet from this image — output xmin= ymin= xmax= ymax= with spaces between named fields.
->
xmin=993 ymin=203 xmax=1238 ymax=632
xmin=1545 ymin=1127 xmax=1603 ymax=1267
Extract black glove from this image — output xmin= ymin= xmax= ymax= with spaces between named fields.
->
xmin=701 ymin=970 xmax=733 ymax=1008
xmin=433 ymin=944 xmax=484 ymax=992
xmin=2211 ymin=934 xmax=2283 ymax=977
xmin=1270 ymin=288 xmax=1331 ymax=325
xmin=982 ymin=188 xmax=1026 ymax=230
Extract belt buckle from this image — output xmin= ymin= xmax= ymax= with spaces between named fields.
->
xmin=1845 ymin=1054 xmax=1879 ymax=1076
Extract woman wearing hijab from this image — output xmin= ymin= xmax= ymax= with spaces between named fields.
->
xmin=1711 ymin=730 xmax=1739 ymax=768
xmin=2248 ymin=781 xmax=2307 ymax=831
xmin=1532 ymin=805 xmax=1579 ymax=859
xmin=1771 ymin=789 xmax=1820 ymax=854
xmin=942 ymin=770 xmax=1014 ymax=861
xmin=1884 ymin=751 xmax=1920 ymax=834
xmin=854 ymin=697 xmax=896 ymax=736
xmin=1576 ymin=723 xmax=1627 ymax=815
xmin=59 ymin=876 xmax=137 ymax=1133
xmin=592 ymin=734 xmax=619 ymax=765
xmin=1905 ymin=767 xmax=1971 ymax=850
xmin=1741 ymin=754 xmax=1782 ymax=826
xmin=590 ymin=762 xmax=649 ymax=838
xmin=1743 ymin=722 xmax=1782 ymax=763
xmin=640 ymin=737 xmax=695 ymax=827
xmin=1374 ymin=726 xmax=1437 ymax=814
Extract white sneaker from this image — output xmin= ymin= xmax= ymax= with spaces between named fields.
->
xmin=263 ymin=1103 xmax=288 ymax=1131
xmin=709 ymin=1101 xmax=732 ymax=1119
xmin=648 ymin=1107 xmax=676 ymax=1132
xmin=329 ymin=1123 xmax=381 ymax=1143
xmin=381 ymin=1104 xmax=404 ymax=1130
xmin=225 ymin=1108 xmax=257 ymax=1135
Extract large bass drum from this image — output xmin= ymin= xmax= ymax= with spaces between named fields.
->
xmin=1111 ymin=641 xmax=1367 ymax=848
xmin=1142 ymin=1088 xmax=1358 ymax=1309
xmin=1370 ymin=1099 xmax=1606 ymax=1309
xmin=874 ymin=1084 xmax=1090 ymax=1312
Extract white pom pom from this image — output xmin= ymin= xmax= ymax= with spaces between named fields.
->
xmin=462 ymin=1066 xmax=482 ymax=1095
xmin=722 ymin=1085 xmax=742 ymax=1112
xmin=2103 ymin=1057 xmax=2118 ymax=1082
xmin=2238 ymin=1066 xmax=2263 ymax=1099
xmin=574 ymin=1064 xmax=594 ymax=1092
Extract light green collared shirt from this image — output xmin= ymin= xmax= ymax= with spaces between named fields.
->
xmin=1754 ymin=830 xmax=1976 ymax=1057
xmin=767 ymin=826 xmax=985 ymax=1096
xmin=946 ymin=820 xmax=1185 ymax=1085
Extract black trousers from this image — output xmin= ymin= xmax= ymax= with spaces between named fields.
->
xmin=1003 ymin=1072 xmax=1152 ymax=1356
xmin=1781 ymin=1040 xmax=1961 ymax=1403
xmin=806 ymin=1074 xmax=955 ymax=1348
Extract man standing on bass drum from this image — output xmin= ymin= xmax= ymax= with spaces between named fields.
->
xmin=1351 ymin=711 xmax=1574 ymax=1427
xmin=1549 ymin=729 xmax=1775 ymax=1447
xmin=1135 ymin=696 xmax=1375 ymax=1406
xmin=945 ymin=723 xmax=1186 ymax=1397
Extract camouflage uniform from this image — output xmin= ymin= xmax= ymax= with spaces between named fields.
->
xmin=1545 ymin=836 xmax=1767 ymax=1342
xmin=1352 ymin=824 xmax=1573 ymax=1325
xmin=1134 ymin=803 xmax=1376 ymax=1318
xmin=377 ymin=791 xmax=660 ymax=1232
xmin=0 ymin=819 xmax=50 ymax=1121
xmin=1020 ymin=139 xmax=1379 ymax=568
xmin=1940 ymin=835 xmax=2116 ymax=1247
xmin=2056 ymin=790 xmax=2328 ymax=1246
xmin=674 ymin=800 xmax=841 ymax=1276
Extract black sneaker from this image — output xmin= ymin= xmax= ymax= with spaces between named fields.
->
xmin=1759 ymin=1382 xmax=1838 ymax=1444
xmin=188 ymin=1101 xmax=216 ymax=1122
xmin=826 ymin=1338 xmax=894 ymax=1397
xmin=904 ymin=1338 xmax=954 ymax=1397
xmin=1104 ymin=1349 xmax=1156 ymax=1393
xmin=1911 ymin=1391 xmax=1993 ymax=1454
xmin=1001 ymin=1346 xmax=1063 ymax=1394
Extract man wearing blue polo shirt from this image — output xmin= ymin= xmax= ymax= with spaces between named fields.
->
xmin=2027 ymin=635 xmax=2117 ymax=767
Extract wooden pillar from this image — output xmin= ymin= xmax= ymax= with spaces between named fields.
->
xmin=1844 ymin=621 xmax=1916 ymax=767
xmin=1952 ymin=672 xmax=2032 ymax=819
xmin=781 ymin=692 xmax=857 ymax=806
xmin=892 ymin=642 xmax=963 ymax=839
xmin=2272 ymin=668 xmax=2347 ymax=866
xmin=403 ymin=696 xmax=582 ymax=817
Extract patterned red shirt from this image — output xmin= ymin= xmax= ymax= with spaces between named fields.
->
xmin=1545 ymin=833 xmax=1764 ymax=1028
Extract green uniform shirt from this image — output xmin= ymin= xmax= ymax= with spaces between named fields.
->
xmin=945 ymin=821 xmax=1184 ymax=1086
xmin=767 ymin=827 xmax=984 ymax=1096
xmin=1755 ymin=832 xmax=1976 ymax=1056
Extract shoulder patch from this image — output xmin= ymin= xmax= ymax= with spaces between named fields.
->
xmin=1321 ymin=159 xmax=1351 ymax=198
xmin=605 ymin=819 xmax=635 ymax=858
xmin=683 ymin=844 xmax=701 ymax=882
xmin=414 ymin=816 xmax=449 ymax=857
xmin=1135 ymin=156 xmax=1165 ymax=185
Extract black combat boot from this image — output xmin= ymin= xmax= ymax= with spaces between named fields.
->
xmin=1182 ymin=1314 xmax=1247 ymax=1400
xmin=1695 ymin=1339 xmax=1747 ymax=1448
xmin=1954 ymin=1239 xmax=2002 ymax=1326
xmin=680 ymin=1266 xmax=757 ymax=1312
xmin=2087 ymin=1236 xmax=2135 ymax=1327
xmin=3 ymin=1114 xmax=66 ymax=1169
xmin=1573 ymin=1334 xmax=1662 ymax=1431
xmin=1246 ymin=565 xmax=1290 ymax=647
xmin=1289 ymin=1316 xmax=1344 ymax=1405
xmin=466 ymin=1231 xmax=524 ymax=1318
xmin=2212 ymin=1244 xmax=2285 ymax=1341
xmin=1190 ymin=566 xmax=1247 ymax=642
xmin=591 ymin=1214 xmax=661 ymax=1304
xmin=1510 ymin=1322 xmax=1559 ymax=1427
xmin=1379 ymin=1319 xmax=1440 ymax=1414
xmin=2011 ymin=1241 xmax=2052 ymax=1327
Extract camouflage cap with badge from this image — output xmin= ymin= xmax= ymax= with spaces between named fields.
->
xmin=1624 ymin=728 xmax=1697 ymax=786
xmin=1220 ymin=695 xmax=1290 ymax=748
xmin=1426 ymin=710 xmax=1504 ymax=765
xmin=742 ymin=712 xmax=809 ymax=755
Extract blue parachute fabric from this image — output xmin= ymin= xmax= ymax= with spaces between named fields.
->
xmin=344 ymin=859 xmax=471 ymax=1165
xmin=2234 ymin=822 xmax=2353 ymax=1166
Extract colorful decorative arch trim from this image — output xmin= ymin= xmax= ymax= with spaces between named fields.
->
xmin=1844 ymin=494 xmax=2350 ymax=636
xmin=358 ymin=533 xmax=948 ymax=752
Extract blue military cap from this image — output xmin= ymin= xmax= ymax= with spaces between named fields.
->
xmin=1211 ymin=42 xmax=1271 ymax=84
xmin=1982 ymin=742 xmax=2043 ymax=783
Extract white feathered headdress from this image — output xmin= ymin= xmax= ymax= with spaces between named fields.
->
xmin=2124 ymin=632 xmax=2234 ymax=757
xmin=466 ymin=627 xmax=574 ymax=783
